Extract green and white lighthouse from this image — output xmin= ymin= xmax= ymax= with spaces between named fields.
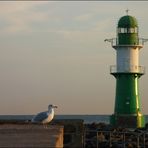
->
xmin=106 ymin=12 xmax=147 ymax=128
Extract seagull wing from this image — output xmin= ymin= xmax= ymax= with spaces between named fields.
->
xmin=32 ymin=111 xmax=48 ymax=122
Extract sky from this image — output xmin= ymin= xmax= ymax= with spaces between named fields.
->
xmin=0 ymin=1 xmax=148 ymax=115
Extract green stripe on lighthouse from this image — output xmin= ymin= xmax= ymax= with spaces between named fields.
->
xmin=115 ymin=74 xmax=141 ymax=114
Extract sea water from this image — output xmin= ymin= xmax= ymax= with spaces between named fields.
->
xmin=0 ymin=115 xmax=148 ymax=124
xmin=0 ymin=115 xmax=109 ymax=123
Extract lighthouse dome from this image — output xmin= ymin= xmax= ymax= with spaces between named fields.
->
xmin=118 ymin=15 xmax=138 ymax=28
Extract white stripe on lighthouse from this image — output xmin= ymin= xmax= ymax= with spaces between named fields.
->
xmin=116 ymin=47 xmax=139 ymax=73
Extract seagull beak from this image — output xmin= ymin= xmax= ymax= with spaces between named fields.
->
xmin=53 ymin=106 xmax=58 ymax=108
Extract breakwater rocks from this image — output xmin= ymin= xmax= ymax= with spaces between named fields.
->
xmin=84 ymin=122 xmax=148 ymax=148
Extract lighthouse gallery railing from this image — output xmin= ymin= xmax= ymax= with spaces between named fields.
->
xmin=110 ymin=38 xmax=147 ymax=47
xmin=110 ymin=65 xmax=145 ymax=74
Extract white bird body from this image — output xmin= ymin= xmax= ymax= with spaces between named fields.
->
xmin=31 ymin=104 xmax=57 ymax=124
xmin=41 ymin=108 xmax=54 ymax=124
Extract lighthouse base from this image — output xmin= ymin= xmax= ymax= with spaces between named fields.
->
xmin=110 ymin=114 xmax=145 ymax=128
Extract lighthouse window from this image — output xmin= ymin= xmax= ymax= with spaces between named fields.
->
xmin=118 ymin=28 xmax=125 ymax=33
xmin=135 ymin=27 xmax=138 ymax=33
xmin=118 ymin=27 xmax=138 ymax=33
xmin=128 ymin=28 xmax=135 ymax=33
xmin=124 ymin=28 xmax=128 ymax=33
xmin=121 ymin=28 xmax=125 ymax=33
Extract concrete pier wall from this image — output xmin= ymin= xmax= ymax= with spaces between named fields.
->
xmin=53 ymin=119 xmax=84 ymax=148
xmin=0 ymin=123 xmax=63 ymax=148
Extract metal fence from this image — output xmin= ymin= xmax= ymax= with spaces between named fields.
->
xmin=83 ymin=130 xmax=148 ymax=148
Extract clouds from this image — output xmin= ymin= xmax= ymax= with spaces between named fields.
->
xmin=0 ymin=2 xmax=115 ymax=34
xmin=0 ymin=2 xmax=148 ymax=114
xmin=0 ymin=1 xmax=147 ymax=35
xmin=0 ymin=2 xmax=49 ymax=33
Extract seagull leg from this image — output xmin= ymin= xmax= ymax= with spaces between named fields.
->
xmin=43 ymin=123 xmax=47 ymax=129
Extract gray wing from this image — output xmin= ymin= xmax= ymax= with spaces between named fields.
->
xmin=32 ymin=111 xmax=48 ymax=122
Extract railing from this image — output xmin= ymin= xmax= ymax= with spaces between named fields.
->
xmin=84 ymin=130 xmax=148 ymax=148
xmin=105 ymin=37 xmax=148 ymax=47
xmin=110 ymin=65 xmax=145 ymax=74
xmin=106 ymin=38 xmax=146 ymax=47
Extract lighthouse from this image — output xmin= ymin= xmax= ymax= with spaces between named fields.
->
xmin=106 ymin=12 xmax=147 ymax=128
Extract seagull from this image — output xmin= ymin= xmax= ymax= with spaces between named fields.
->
xmin=31 ymin=104 xmax=58 ymax=125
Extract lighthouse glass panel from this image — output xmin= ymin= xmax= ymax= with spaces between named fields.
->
xmin=124 ymin=28 xmax=128 ymax=33
xmin=118 ymin=27 xmax=138 ymax=33
xmin=135 ymin=27 xmax=138 ymax=33
xmin=129 ymin=28 xmax=134 ymax=33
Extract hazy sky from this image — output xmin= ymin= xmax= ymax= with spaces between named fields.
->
xmin=0 ymin=1 xmax=148 ymax=115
